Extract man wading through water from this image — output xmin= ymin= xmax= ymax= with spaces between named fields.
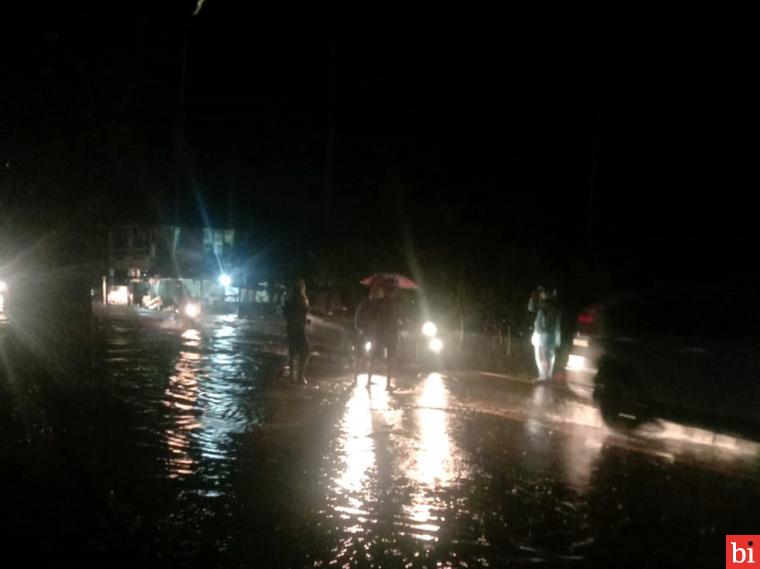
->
xmin=283 ymin=278 xmax=310 ymax=384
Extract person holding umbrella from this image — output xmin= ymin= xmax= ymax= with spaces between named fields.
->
xmin=358 ymin=274 xmax=416 ymax=390
xmin=353 ymin=279 xmax=382 ymax=385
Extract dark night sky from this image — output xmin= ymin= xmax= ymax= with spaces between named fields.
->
xmin=3 ymin=1 xmax=760 ymax=285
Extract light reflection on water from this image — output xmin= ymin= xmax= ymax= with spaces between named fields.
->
xmin=404 ymin=373 xmax=460 ymax=542
xmin=521 ymin=383 xmax=760 ymax=492
xmin=165 ymin=331 xmax=201 ymax=479
xmin=104 ymin=318 xmax=263 ymax=486
xmin=328 ymin=372 xmax=467 ymax=554
xmin=335 ymin=383 xmax=375 ymax=496
xmin=56 ymin=315 xmax=760 ymax=567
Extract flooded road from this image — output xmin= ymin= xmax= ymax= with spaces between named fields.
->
xmin=1 ymin=313 xmax=758 ymax=567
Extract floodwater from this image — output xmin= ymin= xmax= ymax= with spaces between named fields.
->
xmin=1 ymin=311 xmax=758 ymax=567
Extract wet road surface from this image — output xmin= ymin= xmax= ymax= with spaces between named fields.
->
xmin=1 ymin=312 xmax=759 ymax=567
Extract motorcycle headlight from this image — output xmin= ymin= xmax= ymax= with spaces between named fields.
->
xmin=428 ymin=337 xmax=443 ymax=353
xmin=184 ymin=302 xmax=200 ymax=319
xmin=422 ymin=321 xmax=437 ymax=337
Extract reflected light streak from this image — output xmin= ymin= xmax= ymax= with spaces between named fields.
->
xmin=165 ymin=347 xmax=200 ymax=479
xmin=199 ymin=346 xmax=250 ymax=460
xmin=180 ymin=320 xmax=254 ymax=468
xmin=643 ymin=420 xmax=760 ymax=457
xmin=330 ymin=376 xmax=398 ymax=540
xmin=405 ymin=373 xmax=461 ymax=542
xmin=355 ymin=372 xmax=390 ymax=390
xmin=182 ymin=328 xmax=201 ymax=343
xmin=335 ymin=384 xmax=374 ymax=494
xmin=165 ymin=329 xmax=202 ymax=479
xmin=414 ymin=374 xmax=455 ymax=487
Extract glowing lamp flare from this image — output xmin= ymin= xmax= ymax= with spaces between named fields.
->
xmin=107 ymin=286 xmax=129 ymax=305
xmin=364 ymin=341 xmax=373 ymax=353
xmin=422 ymin=321 xmax=438 ymax=337
xmin=566 ymin=354 xmax=586 ymax=372
xmin=428 ymin=337 xmax=444 ymax=353
xmin=218 ymin=274 xmax=232 ymax=287
xmin=184 ymin=302 xmax=201 ymax=319
xmin=0 ymin=280 xmax=6 ymax=293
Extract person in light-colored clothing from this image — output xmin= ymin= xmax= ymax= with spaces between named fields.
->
xmin=528 ymin=286 xmax=561 ymax=381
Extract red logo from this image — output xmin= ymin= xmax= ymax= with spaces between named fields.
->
xmin=727 ymin=536 xmax=759 ymax=568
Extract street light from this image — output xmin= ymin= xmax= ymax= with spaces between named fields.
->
xmin=218 ymin=274 xmax=231 ymax=287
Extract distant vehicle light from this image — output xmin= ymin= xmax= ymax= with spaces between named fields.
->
xmin=422 ymin=321 xmax=438 ymax=337
xmin=219 ymin=274 xmax=232 ymax=287
xmin=428 ymin=337 xmax=443 ymax=353
xmin=364 ymin=341 xmax=373 ymax=353
xmin=566 ymin=354 xmax=586 ymax=372
xmin=107 ymin=286 xmax=129 ymax=305
xmin=184 ymin=302 xmax=201 ymax=319
xmin=577 ymin=312 xmax=595 ymax=325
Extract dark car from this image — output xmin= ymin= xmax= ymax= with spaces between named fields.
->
xmin=565 ymin=287 xmax=760 ymax=439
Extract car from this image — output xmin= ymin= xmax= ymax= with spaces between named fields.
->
xmin=396 ymin=292 xmax=449 ymax=368
xmin=348 ymin=288 xmax=452 ymax=374
xmin=565 ymin=287 xmax=760 ymax=439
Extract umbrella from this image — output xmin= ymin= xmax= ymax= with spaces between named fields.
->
xmin=360 ymin=273 xmax=419 ymax=290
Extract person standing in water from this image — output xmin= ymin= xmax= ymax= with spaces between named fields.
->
xmin=283 ymin=278 xmax=311 ymax=384
xmin=369 ymin=277 xmax=402 ymax=391
xmin=353 ymin=280 xmax=383 ymax=384
xmin=528 ymin=286 xmax=561 ymax=382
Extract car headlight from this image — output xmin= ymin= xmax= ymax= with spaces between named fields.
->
xmin=428 ymin=337 xmax=443 ymax=353
xmin=566 ymin=354 xmax=586 ymax=372
xmin=184 ymin=302 xmax=200 ymax=319
xmin=422 ymin=321 xmax=437 ymax=337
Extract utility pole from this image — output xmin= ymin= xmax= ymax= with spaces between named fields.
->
xmin=174 ymin=32 xmax=188 ymax=231
xmin=323 ymin=42 xmax=336 ymax=229
xmin=174 ymin=0 xmax=207 ymax=230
